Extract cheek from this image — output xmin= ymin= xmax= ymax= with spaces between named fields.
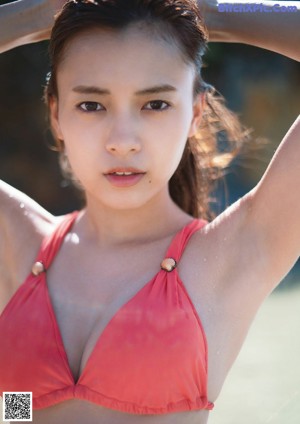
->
xmin=150 ymin=125 xmax=188 ymax=182
xmin=58 ymin=103 xmax=97 ymax=138
xmin=164 ymin=112 xmax=191 ymax=154
xmin=60 ymin=132 xmax=99 ymax=183
xmin=59 ymin=115 xmax=99 ymax=161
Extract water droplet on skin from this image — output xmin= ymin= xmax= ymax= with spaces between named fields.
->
xmin=69 ymin=232 xmax=80 ymax=244
xmin=203 ymin=257 xmax=207 ymax=262
xmin=217 ymin=350 xmax=220 ymax=355
xmin=20 ymin=203 xmax=25 ymax=209
xmin=223 ymin=237 xmax=227 ymax=242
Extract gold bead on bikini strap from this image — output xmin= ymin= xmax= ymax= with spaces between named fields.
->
xmin=31 ymin=261 xmax=46 ymax=276
xmin=160 ymin=257 xmax=177 ymax=272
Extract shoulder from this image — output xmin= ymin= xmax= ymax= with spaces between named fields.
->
xmin=0 ymin=180 xmax=61 ymax=289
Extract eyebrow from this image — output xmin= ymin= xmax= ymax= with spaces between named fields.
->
xmin=72 ymin=84 xmax=177 ymax=96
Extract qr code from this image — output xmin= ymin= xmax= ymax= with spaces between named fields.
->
xmin=2 ymin=392 xmax=32 ymax=422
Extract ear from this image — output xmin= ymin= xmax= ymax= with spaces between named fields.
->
xmin=49 ymin=95 xmax=64 ymax=141
xmin=188 ymin=93 xmax=205 ymax=138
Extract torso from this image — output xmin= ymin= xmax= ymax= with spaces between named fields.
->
xmin=0 ymin=195 xmax=269 ymax=424
xmin=31 ymin=400 xmax=209 ymax=424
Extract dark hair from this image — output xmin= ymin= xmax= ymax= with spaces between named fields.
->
xmin=45 ymin=0 xmax=254 ymax=221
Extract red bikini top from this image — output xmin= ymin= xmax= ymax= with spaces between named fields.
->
xmin=0 ymin=211 xmax=214 ymax=414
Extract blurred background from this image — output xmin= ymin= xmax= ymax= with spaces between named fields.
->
xmin=0 ymin=0 xmax=300 ymax=422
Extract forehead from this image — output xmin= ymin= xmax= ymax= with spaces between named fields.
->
xmin=56 ymin=25 xmax=195 ymax=94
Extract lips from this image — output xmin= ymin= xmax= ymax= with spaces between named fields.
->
xmin=104 ymin=167 xmax=146 ymax=176
xmin=104 ymin=168 xmax=146 ymax=188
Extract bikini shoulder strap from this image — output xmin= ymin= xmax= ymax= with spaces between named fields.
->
xmin=33 ymin=210 xmax=80 ymax=272
xmin=163 ymin=218 xmax=208 ymax=266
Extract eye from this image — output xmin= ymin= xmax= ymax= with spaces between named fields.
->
xmin=143 ymin=100 xmax=170 ymax=112
xmin=77 ymin=102 xmax=103 ymax=112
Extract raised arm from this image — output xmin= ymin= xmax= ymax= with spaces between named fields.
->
xmin=199 ymin=0 xmax=300 ymax=295
xmin=201 ymin=0 xmax=300 ymax=61
xmin=0 ymin=1 xmax=63 ymax=302
xmin=0 ymin=0 xmax=64 ymax=54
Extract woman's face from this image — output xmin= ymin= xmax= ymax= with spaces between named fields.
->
xmin=50 ymin=25 xmax=204 ymax=211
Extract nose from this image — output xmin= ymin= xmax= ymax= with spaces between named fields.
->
xmin=105 ymin=116 xmax=141 ymax=156
xmin=106 ymin=139 xmax=141 ymax=155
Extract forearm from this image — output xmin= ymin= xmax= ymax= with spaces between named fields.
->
xmin=204 ymin=0 xmax=300 ymax=61
xmin=0 ymin=0 xmax=57 ymax=54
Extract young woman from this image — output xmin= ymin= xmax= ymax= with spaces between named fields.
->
xmin=0 ymin=1 xmax=299 ymax=423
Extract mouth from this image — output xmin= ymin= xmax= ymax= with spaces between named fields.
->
xmin=107 ymin=171 xmax=142 ymax=176
xmin=104 ymin=168 xmax=146 ymax=176
xmin=104 ymin=168 xmax=146 ymax=187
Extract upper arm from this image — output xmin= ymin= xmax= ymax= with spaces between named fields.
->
xmin=246 ymin=115 xmax=300 ymax=289
xmin=0 ymin=180 xmax=55 ymax=233
xmin=0 ymin=179 xmax=56 ymax=287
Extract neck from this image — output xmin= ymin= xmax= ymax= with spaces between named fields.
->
xmin=78 ymin=189 xmax=192 ymax=248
